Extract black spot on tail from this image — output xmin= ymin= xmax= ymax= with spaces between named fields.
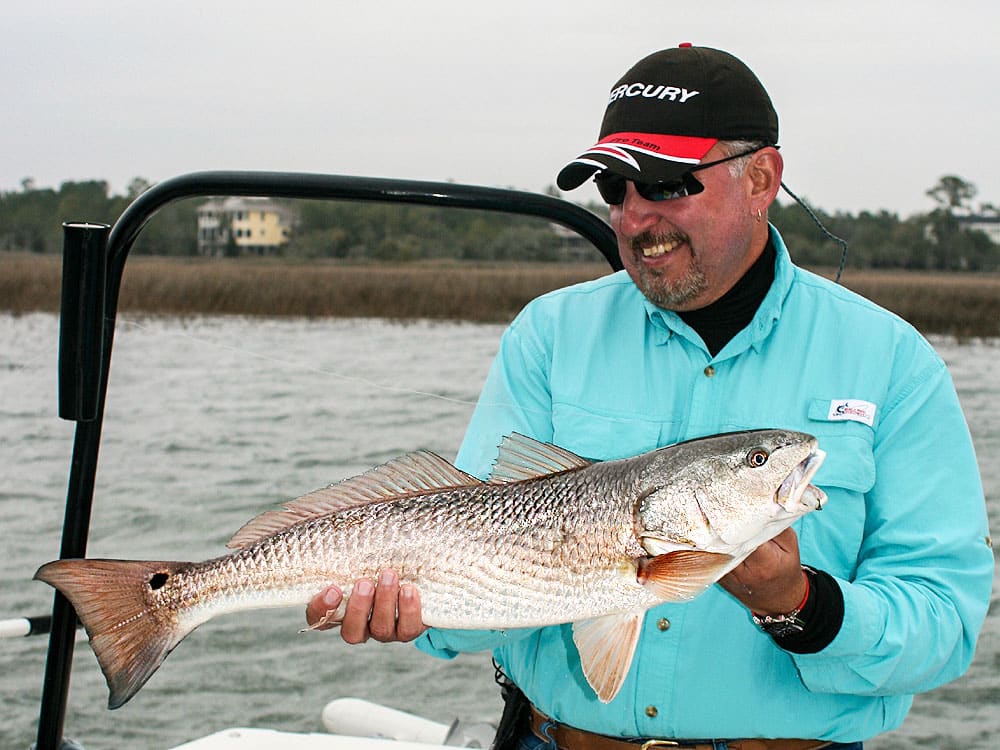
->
xmin=149 ymin=572 xmax=169 ymax=590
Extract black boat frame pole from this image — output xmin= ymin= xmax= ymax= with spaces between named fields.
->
xmin=35 ymin=172 xmax=618 ymax=750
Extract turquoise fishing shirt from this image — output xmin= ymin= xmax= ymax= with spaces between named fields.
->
xmin=415 ymin=228 xmax=994 ymax=742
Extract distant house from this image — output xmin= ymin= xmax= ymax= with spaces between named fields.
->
xmin=196 ymin=197 xmax=298 ymax=256
xmin=550 ymin=222 xmax=607 ymax=261
xmin=957 ymin=209 xmax=1000 ymax=244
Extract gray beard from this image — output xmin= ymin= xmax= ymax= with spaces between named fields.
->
xmin=635 ymin=263 xmax=708 ymax=310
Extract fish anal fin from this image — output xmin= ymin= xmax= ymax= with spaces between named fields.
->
xmin=572 ymin=612 xmax=643 ymax=703
xmin=489 ymin=433 xmax=592 ymax=484
xmin=228 ymin=450 xmax=481 ymax=549
xmin=638 ymin=550 xmax=735 ymax=601
xmin=34 ymin=558 xmax=194 ymax=709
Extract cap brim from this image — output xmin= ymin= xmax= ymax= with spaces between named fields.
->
xmin=556 ymin=133 xmax=718 ymax=191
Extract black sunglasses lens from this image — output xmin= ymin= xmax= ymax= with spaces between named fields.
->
xmin=637 ymin=174 xmax=704 ymax=201
xmin=594 ymin=173 xmax=626 ymax=205
xmin=594 ymin=171 xmax=705 ymax=204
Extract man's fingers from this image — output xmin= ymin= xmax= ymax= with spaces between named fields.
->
xmin=305 ymin=585 xmax=344 ymax=631
xmin=306 ymin=571 xmax=426 ymax=644
xmin=368 ymin=570 xmax=402 ymax=642
xmin=396 ymin=584 xmax=426 ymax=642
xmin=340 ymin=579 xmax=376 ymax=643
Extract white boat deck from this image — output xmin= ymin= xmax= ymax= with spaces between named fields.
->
xmin=168 ymin=698 xmax=496 ymax=750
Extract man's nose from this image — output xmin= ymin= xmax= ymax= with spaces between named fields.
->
xmin=614 ymin=183 xmax=666 ymax=237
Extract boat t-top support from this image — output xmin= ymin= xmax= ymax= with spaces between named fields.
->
xmin=36 ymin=171 xmax=619 ymax=750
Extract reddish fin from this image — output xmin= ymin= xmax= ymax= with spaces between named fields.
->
xmin=637 ymin=550 xmax=735 ymax=601
xmin=228 ymin=450 xmax=481 ymax=549
xmin=489 ymin=433 xmax=592 ymax=484
xmin=35 ymin=558 xmax=195 ymax=709
xmin=572 ymin=612 xmax=643 ymax=703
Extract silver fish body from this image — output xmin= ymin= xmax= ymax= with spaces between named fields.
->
xmin=36 ymin=429 xmax=825 ymax=708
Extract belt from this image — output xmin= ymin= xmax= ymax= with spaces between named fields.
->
xmin=529 ymin=706 xmax=832 ymax=750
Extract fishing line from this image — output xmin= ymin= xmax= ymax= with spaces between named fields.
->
xmin=779 ymin=181 xmax=849 ymax=283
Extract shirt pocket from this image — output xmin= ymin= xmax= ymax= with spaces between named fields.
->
xmin=806 ymin=399 xmax=876 ymax=494
xmin=799 ymin=401 xmax=877 ymax=575
xmin=551 ymin=402 xmax=664 ymax=461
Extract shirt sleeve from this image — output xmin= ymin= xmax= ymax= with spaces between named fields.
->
xmin=416 ymin=315 xmax=555 ymax=659
xmin=790 ymin=358 xmax=994 ymax=696
xmin=415 ymin=625 xmax=540 ymax=659
xmin=453 ymin=317 xmax=556 ymax=478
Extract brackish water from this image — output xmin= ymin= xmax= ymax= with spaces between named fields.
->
xmin=1 ymin=313 xmax=996 ymax=749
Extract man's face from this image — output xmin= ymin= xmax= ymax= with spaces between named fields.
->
xmin=608 ymin=144 xmax=763 ymax=312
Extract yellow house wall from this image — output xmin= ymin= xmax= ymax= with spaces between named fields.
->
xmin=232 ymin=210 xmax=288 ymax=247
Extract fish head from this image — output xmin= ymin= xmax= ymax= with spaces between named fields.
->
xmin=635 ymin=429 xmax=826 ymax=559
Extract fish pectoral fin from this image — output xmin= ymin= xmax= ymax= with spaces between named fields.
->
xmin=572 ymin=612 xmax=643 ymax=704
xmin=638 ymin=550 xmax=735 ymax=601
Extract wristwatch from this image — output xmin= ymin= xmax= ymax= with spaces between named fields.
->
xmin=751 ymin=566 xmax=814 ymax=638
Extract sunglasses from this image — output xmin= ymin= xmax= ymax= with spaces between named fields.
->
xmin=593 ymin=146 xmax=767 ymax=205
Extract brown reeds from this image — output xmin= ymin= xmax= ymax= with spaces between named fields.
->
xmin=3 ymin=253 xmax=999 ymax=338
xmin=836 ymin=269 xmax=1000 ymax=340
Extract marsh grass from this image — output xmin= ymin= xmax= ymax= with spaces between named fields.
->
xmin=3 ymin=253 xmax=998 ymax=337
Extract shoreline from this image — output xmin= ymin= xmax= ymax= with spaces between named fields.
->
xmin=3 ymin=253 xmax=999 ymax=337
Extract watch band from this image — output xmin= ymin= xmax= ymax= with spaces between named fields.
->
xmin=752 ymin=566 xmax=814 ymax=637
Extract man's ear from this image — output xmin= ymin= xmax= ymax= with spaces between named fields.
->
xmin=748 ymin=147 xmax=783 ymax=209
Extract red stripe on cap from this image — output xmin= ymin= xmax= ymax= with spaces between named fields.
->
xmin=594 ymin=133 xmax=717 ymax=163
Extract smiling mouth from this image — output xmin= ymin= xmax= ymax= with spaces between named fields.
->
xmin=634 ymin=233 xmax=687 ymax=258
xmin=643 ymin=239 xmax=682 ymax=257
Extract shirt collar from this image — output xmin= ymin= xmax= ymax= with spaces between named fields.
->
xmin=642 ymin=225 xmax=795 ymax=356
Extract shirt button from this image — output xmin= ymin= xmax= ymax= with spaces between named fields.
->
xmin=645 ymin=705 xmax=659 ymax=718
xmin=703 ymin=365 xmax=715 ymax=377
xmin=657 ymin=618 xmax=671 ymax=631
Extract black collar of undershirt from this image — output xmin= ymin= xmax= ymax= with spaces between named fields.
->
xmin=677 ymin=236 xmax=777 ymax=357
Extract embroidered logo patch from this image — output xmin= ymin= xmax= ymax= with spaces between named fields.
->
xmin=827 ymin=399 xmax=877 ymax=426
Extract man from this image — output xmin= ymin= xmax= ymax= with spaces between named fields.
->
xmin=307 ymin=45 xmax=993 ymax=748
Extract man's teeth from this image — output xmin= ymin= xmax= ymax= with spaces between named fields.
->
xmin=642 ymin=239 xmax=682 ymax=257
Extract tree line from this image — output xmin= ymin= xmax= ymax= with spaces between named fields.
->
xmin=1 ymin=175 xmax=996 ymax=270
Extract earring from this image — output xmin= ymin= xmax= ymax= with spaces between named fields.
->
xmin=755 ymin=208 xmax=763 ymax=223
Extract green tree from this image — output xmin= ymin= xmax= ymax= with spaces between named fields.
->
xmin=926 ymin=175 xmax=977 ymax=212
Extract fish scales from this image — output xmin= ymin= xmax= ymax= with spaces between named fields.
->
xmin=35 ymin=429 xmax=826 ymax=707
xmin=198 ymin=465 xmax=652 ymax=629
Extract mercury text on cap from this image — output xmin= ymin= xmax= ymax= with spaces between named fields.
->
xmin=608 ymin=83 xmax=700 ymax=104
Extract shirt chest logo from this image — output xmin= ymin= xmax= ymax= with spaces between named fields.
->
xmin=827 ymin=399 xmax=877 ymax=426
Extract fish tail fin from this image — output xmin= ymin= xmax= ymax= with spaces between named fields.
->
xmin=35 ymin=558 xmax=194 ymax=709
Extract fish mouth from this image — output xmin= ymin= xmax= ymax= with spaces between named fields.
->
xmin=776 ymin=448 xmax=826 ymax=512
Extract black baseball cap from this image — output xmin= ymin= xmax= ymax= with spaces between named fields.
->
xmin=556 ymin=44 xmax=779 ymax=191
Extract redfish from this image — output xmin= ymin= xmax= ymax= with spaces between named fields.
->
xmin=36 ymin=429 xmax=825 ymax=708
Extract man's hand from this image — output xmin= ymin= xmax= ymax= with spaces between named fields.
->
xmin=719 ymin=528 xmax=808 ymax=616
xmin=304 ymin=569 xmax=427 ymax=643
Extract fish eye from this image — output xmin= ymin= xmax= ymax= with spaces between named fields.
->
xmin=746 ymin=448 xmax=769 ymax=468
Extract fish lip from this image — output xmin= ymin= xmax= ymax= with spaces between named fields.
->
xmin=776 ymin=448 xmax=827 ymax=512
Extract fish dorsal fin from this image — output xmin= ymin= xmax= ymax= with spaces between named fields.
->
xmin=488 ymin=433 xmax=592 ymax=484
xmin=227 ymin=450 xmax=481 ymax=549
xmin=572 ymin=612 xmax=643 ymax=703
xmin=637 ymin=550 xmax=735 ymax=601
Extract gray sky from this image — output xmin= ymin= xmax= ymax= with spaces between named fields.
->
xmin=5 ymin=1 xmax=998 ymax=217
